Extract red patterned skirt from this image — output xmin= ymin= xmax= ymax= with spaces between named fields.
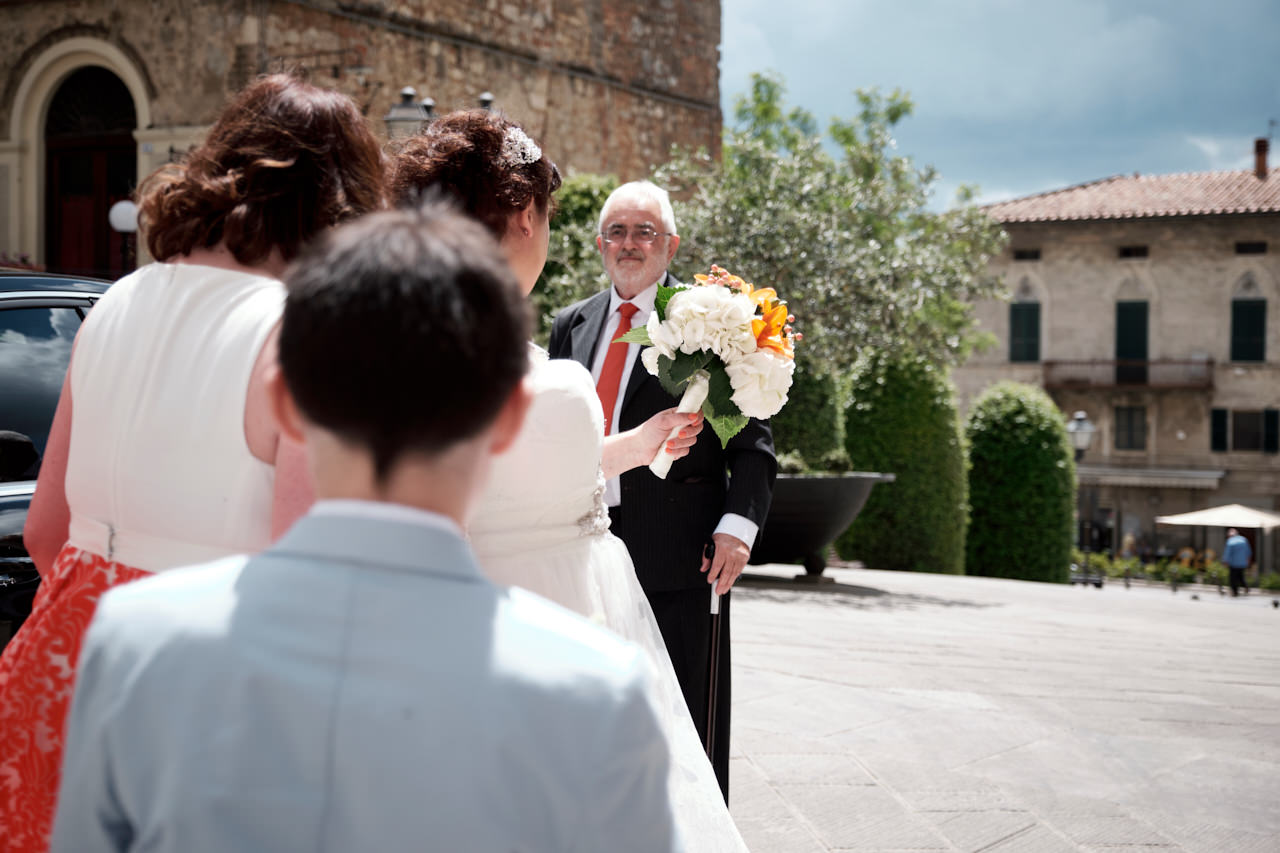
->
xmin=0 ymin=545 xmax=149 ymax=853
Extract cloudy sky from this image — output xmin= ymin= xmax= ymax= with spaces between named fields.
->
xmin=720 ymin=0 xmax=1280 ymax=207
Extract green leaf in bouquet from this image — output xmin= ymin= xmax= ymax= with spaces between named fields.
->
xmin=668 ymin=349 xmax=713 ymax=385
xmin=654 ymin=284 xmax=683 ymax=321
xmin=704 ymin=365 xmax=743 ymax=421
xmin=655 ymin=355 xmax=684 ymax=397
xmin=701 ymin=365 xmax=748 ymax=448
xmin=705 ymin=411 xmax=749 ymax=448
xmin=614 ymin=326 xmax=652 ymax=345
xmin=655 ymin=350 xmax=711 ymax=397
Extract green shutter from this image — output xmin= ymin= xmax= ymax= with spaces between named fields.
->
xmin=1231 ymin=299 xmax=1266 ymax=362
xmin=1009 ymin=303 xmax=1040 ymax=363
xmin=1115 ymin=301 xmax=1148 ymax=384
xmin=1211 ymin=408 xmax=1229 ymax=452
xmin=1265 ymin=409 xmax=1279 ymax=453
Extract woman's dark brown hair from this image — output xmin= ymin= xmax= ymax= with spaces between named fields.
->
xmin=138 ymin=74 xmax=385 ymax=265
xmin=388 ymin=110 xmax=560 ymax=239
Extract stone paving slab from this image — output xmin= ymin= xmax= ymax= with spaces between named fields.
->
xmin=727 ymin=566 xmax=1280 ymax=852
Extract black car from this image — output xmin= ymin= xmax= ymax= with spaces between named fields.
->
xmin=0 ymin=270 xmax=111 ymax=647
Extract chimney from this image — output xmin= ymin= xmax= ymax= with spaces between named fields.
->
xmin=1255 ymin=137 xmax=1269 ymax=180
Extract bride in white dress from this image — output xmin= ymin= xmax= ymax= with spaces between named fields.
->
xmin=390 ymin=113 xmax=748 ymax=851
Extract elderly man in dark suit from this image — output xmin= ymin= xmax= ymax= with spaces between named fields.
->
xmin=548 ymin=180 xmax=776 ymax=800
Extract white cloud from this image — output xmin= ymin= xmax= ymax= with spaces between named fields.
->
xmin=1186 ymin=135 xmax=1255 ymax=171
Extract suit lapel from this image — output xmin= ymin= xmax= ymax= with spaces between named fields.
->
xmin=568 ymin=291 xmax=612 ymax=372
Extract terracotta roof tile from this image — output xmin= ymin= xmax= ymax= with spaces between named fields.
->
xmin=984 ymin=169 xmax=1280 ymax=223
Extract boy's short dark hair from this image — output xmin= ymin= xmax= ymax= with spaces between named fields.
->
xmin=279 ymin=203 xmax=531 ymax=479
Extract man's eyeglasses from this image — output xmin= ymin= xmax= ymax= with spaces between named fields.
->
xmin=601 ymin=224 xmax=671 ymax=245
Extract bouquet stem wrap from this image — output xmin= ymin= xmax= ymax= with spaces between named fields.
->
xmin=649 ymin=369 xmax=710 ymax=479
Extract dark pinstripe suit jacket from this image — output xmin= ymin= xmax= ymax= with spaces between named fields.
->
xmin=548 ymin=275 xmax=776 ymax=593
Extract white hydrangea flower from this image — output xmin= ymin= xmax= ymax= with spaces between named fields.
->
xmin=646 ymin=310 xmax=681 ymax=359
xmin=664 ymin=287 xmax=757 ymax=360
xmin=706 ymin=293 xmax=758 ymax=362
xmin=640 ymin=345 xmax=663 ymax=377
xmin=676 ymin=317 xmax=708 ymax=354
xmin=725 ymin=350 xmax=795 ymax=419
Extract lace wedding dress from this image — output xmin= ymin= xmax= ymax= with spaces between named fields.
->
xmin=470 ymin=347 xmax=747 ymax=852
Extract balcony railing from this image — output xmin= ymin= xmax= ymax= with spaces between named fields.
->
xmin=1042 ymin=359 xmax=1214 ymax=390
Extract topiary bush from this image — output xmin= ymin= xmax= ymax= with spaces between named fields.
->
xmin=965 ymin=381 xmax=1074 ymax=583
xmin=770 ymin=354 xmax=848 ymax=472
xmin=835 ymin=354 xmax=967 ymax=574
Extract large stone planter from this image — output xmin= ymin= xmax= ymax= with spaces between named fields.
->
xmin=750 ymin=472 xmax=895 ymax=577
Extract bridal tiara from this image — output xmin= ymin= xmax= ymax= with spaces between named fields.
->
xmin=500 ymin=126 xmax=542 ymax=166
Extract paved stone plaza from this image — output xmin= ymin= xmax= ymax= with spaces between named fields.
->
xmin=728 ymin=567 xmax=1280 ymax=852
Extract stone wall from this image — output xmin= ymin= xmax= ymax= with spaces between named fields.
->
xmin=1 ymin=0 xmax=720 ymax=175
xmin=0 ymin=0 xmax=721 ymax=262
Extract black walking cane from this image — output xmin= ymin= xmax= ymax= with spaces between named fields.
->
xmin=704 ymin=539 xmax=722 ymax=760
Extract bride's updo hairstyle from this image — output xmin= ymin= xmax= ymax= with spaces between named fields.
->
xmin=138 ymin=74 xmax=386 ymax=266
xmin=389 ymin=110 xmax=561 ymax=237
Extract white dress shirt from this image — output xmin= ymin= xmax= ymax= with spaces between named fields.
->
xmin=590 ymin=281 xmax=759 ymax=548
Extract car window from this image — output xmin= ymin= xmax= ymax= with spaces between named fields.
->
xmin=0 ymin=306 xmax=84 ymax=482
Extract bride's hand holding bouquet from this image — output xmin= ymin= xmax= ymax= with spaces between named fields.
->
xmin=602 ymin=409 xmax=705 ymax=478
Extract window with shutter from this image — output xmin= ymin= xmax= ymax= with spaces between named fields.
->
xmin=1211 ymin=409 xmax=1228 ymax=452
xmin=1113 ymin=406 xmax=1146 ymax=451
xmin=1115 ymin=301 xmax=1148 ymax=384
xmin=1009 ymin=302 xmax=1040 ymax=363
xmin=1230 ymin=299 xmax=1266 ymax=362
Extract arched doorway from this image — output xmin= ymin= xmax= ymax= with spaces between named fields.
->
xmin=43 ymin=66 xmax=137 ymax=278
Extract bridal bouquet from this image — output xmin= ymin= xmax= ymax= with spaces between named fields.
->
xmin=618 ymin=265 xmax=798 ymax=478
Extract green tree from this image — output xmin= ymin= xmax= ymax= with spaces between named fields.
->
xmin=835 ymin=354 xmax=967 ymax=574
xmin=531 ymin=172 xmax=618 ymax=342
xmin=533 ymin=73 xmax=1007 ymax=472
xmin=656 ymin=72 xmax=1006 ymax=380
xmin=965 ymin=382 xmax=1075 ymax=583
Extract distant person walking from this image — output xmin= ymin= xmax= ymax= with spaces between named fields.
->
xmin=1223 ymin=528 xmax=1252 ymax=596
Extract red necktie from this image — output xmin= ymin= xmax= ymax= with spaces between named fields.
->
xmin=596 ymin=302 xmax=639 ymax=434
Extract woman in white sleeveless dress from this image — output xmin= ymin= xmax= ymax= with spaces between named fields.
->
xmin=391 ymin=113 xmax=748 ymax=851
xmin=0 ymin=76 xmax=386 ymax=850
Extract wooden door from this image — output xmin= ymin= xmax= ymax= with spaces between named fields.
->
xmin=43 ymin=66 xmax=137 ymax=278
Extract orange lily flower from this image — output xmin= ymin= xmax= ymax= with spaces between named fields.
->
xmin=753 ymin=301 xmax=794 ymax=358
xmin=744 ymin=285 xmax=778 ymax=310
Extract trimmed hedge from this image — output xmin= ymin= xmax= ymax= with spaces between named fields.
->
xmin=965 ymin=381 xmax=1074 ymax=583
xmin=770 ymin=355 xmax=847 ymax=473
xmin=835 ymin=354 xmax=967 ymax=574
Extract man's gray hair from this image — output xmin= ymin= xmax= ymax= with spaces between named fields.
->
xmin=598 ymin=180 xmax=678 ymax=236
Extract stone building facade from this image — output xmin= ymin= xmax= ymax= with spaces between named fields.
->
xmin=953 ymin=145 xmax=1280 ymax=568
xmin=0 ymin=0 xmax=722 ymax=276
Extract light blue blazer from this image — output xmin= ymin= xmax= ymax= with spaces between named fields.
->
xmin=53 ymin=510 xmax=679 ymax=852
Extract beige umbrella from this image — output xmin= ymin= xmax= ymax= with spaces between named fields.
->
xmin=1155 ymin=503 xmax=1280 ymax=530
